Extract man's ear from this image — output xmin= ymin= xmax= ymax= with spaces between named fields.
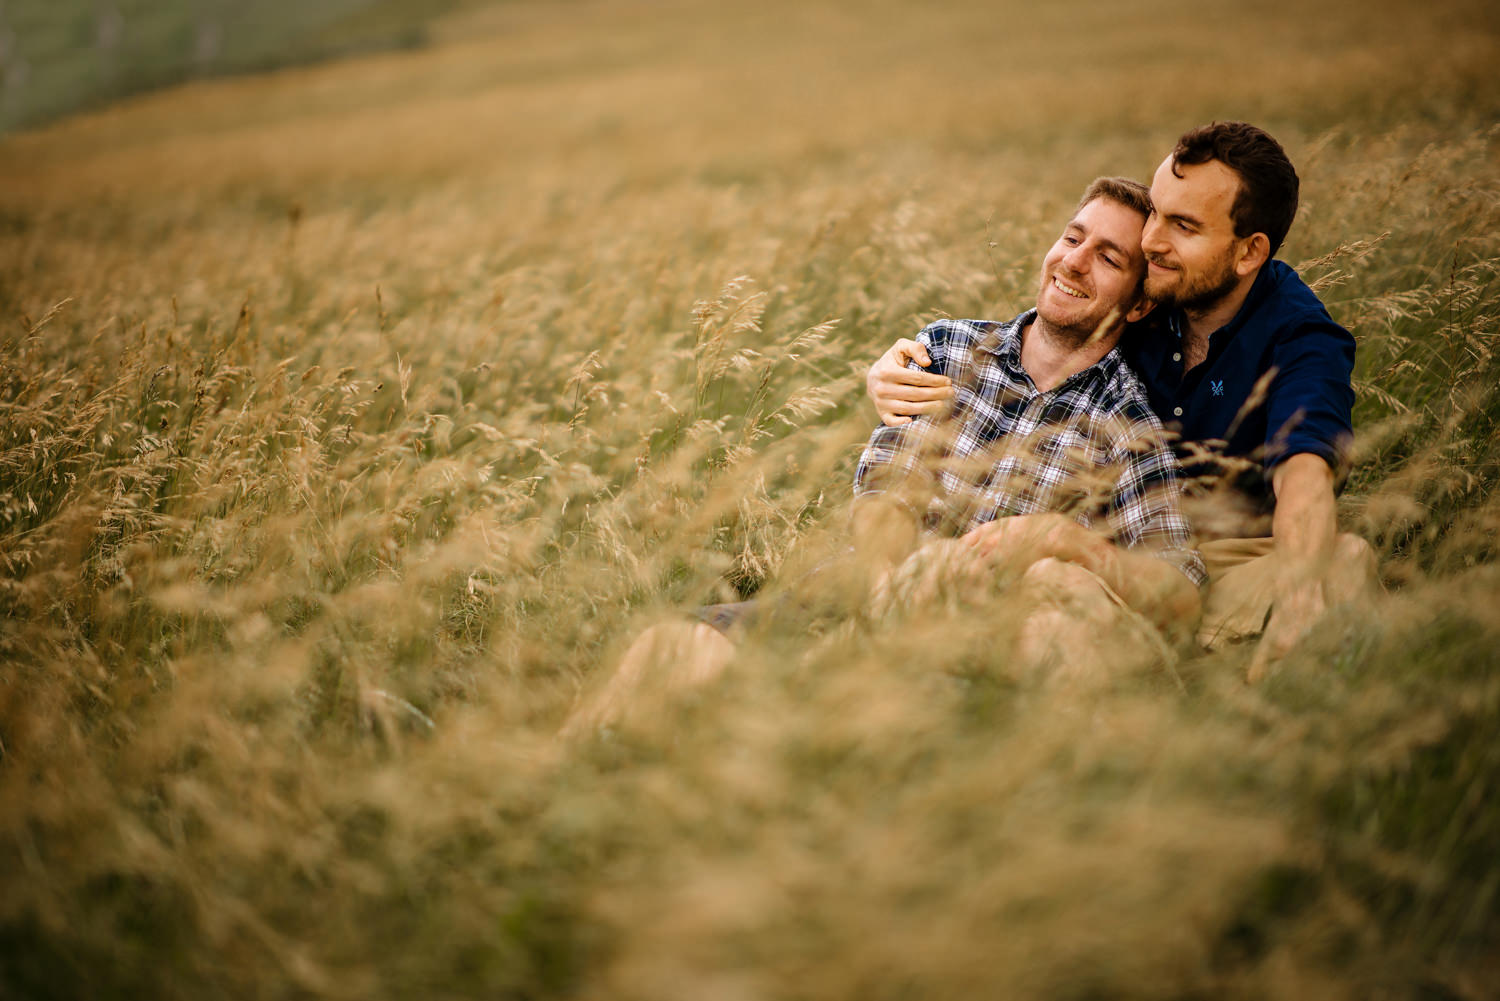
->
xmin=1235 ymin=232 xmax=1272 ymax=276
xmin=1125 ymin=295 xmax=1156 ymax=324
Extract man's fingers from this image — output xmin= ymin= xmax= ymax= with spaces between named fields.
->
xmin=1246 ymin=635 xmax=1288 ymax=684
xmin=1245 ymin=601 xmax=1315 ymax=684
xmin=877 ymin=396 xmax=949 ymax=426
xmin=876 ymin=381 xmax=952 ymax=401
xmin=876 ymin=360 xmax=948 ymax=390
xmin=867 ymin=338 xmax=952 ymax=426
xmin=872 ymin=373 xmax=952 ymax=426
xmin=959 ymin=522 xmax=1009 ymax=559
xmin=884 ymin=398 xmax=949 ymax=416
xmin=886 ymin=338 xmax=933 ymax=368
xmin=886 ymin=367 xmax=952 ymax=389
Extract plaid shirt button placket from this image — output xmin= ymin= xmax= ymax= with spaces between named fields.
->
xmin=855 ymin=313 xmax=1207 ymax=588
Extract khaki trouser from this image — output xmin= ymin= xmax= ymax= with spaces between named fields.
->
xmin=1197 ymin=537 xmax=1278 ymax=649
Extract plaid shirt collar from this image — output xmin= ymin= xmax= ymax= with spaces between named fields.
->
xmin=976 ymin=310 xmax=1028 ymax=365
xmin=976 ymin=308 xmax=1131 ymax=399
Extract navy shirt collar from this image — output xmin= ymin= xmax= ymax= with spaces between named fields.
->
xmin=1166 ymin=259 xmax=1292 ymax=347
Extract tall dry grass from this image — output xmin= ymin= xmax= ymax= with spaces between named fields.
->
xmin=2 ymin=0 xmax=1500 ymax=997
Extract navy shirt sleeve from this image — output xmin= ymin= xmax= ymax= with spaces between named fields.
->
xmin=1262 ymin=295 xmax=1356 ymax=476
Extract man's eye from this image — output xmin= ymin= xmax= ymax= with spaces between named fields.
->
xmin=1103 ymin=256 xmax=1121 ymax=269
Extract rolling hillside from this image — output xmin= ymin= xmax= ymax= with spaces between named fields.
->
xmin=3 ymin=1 xmax=1500 ymax=997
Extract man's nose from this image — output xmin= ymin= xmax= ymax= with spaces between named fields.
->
xmin=1141 ymin=215 xmax=1167 ymax=256
xmin=1061 ymin=243 xmax=1090 ymax=273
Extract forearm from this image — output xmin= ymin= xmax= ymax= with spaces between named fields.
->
xmin=1270 ymin=453 xmax=1338 ymax=576
xmin=1245 ymin=453 xmax=1345 ymax=681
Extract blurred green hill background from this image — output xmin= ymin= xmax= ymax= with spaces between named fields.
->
xmin=0 ymin=0 xmax=477 ymax=132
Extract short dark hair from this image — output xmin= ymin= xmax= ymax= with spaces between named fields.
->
xmin=1171 ymin=122 xmax=1299 ymax=256
xmin=1077 ymin=175 xmax=1152 ymax=219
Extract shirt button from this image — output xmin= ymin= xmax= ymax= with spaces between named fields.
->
xmin=1173 ymin=407 xmax=1184 ymax=417
xmin=1172 ymin=352 xmax=1181 ymax=362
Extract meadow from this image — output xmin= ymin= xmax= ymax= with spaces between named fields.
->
xmin=3 ymin=0 xmax=1500 ymax=997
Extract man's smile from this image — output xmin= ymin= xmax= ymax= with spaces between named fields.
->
xmin=1051 ymin=275 xmax=1089 ymax=299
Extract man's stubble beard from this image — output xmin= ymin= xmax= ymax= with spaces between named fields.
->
xmin=1147 ymin=244 xmax=1239 ymax=313
xmin=1035 ymin=270 xmax=1125 ymax=351
xmin=1032 ymin=311 xmax=1121 ymax=352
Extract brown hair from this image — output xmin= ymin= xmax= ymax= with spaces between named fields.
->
xmin=1076 ymin=176 xmax=1152 ymax=219
xmin=1171 ymin=121 xmax=1299 ymax=256
xmin=1075 ymin=176 xmax=1153 ymax=302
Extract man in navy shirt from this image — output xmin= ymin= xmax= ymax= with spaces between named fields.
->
xmin=867 ymin=122 xmax=1378 ymax=680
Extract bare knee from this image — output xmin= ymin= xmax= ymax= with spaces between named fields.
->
xmin=1020 ymin=557 xmax=1113 ymax=610
xmin=617 ymin=621 xmax=734 ymax=688
xmin=1021 ymin=556 xmax=1087 ymax=591
xmin=1334 ymin=533 xmax=1377 ymax=573
xmin=1328 ymin=533 xmax=1380 ymax=603
xmin=560 ymin=620 xmax=735 ymax=737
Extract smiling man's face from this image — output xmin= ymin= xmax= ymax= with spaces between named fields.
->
xmin=1141 ymin=155 xmax=1247 ymax=310
xmin=1034 ymin=195 xmax=1150 ymax=344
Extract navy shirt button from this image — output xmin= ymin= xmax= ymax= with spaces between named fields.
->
xmin=1172 ymin=352 xmax=1181 ymax=362
xmin=1173 ymin=406 xmax=1184 ymax=417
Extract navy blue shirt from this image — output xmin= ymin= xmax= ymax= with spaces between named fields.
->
xmin=1120 ymin=259 xmax=1356 ymax=517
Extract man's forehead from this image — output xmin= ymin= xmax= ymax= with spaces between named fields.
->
xmin=1070 ymin=198 xmax=1146 ymax=251
xmin=1151 ymin=156 xmax=1240 ymax=219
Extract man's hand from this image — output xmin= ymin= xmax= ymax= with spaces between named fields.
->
xmin=959 ymin=513 xmax=1113 ymax=573
xmin=1247 ymin=575 xmax=1327 ymax=684
xmin=867 ymin=338 xmax=954 ymax=427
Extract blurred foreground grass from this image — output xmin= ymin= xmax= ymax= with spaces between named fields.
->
xmin=3 ymin=0 xmax=1500 ymax=997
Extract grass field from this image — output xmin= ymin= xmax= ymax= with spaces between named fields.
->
xmin=3 ymin=0 xmax=1500 ymax=997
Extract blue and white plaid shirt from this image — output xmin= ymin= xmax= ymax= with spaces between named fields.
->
xmin=855 ymin=312 xmax=1206 ymax=587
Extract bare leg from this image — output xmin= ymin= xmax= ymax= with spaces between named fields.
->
xmin=872 ymin=538 xmax=992 ymax=613
xmin=560 ymin=621 xmax=735 ymax=738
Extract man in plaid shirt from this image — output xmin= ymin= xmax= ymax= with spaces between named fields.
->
xmin=850 ymin=177 xmax=1204 ymax=649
